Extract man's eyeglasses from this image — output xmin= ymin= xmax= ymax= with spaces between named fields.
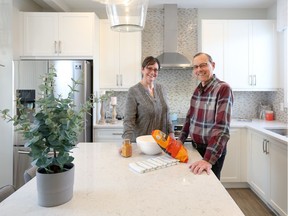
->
xmin=146 ymin=66 xmax=159 ymax=73
xmin=192 ymin=63 xmax=208 ymax=70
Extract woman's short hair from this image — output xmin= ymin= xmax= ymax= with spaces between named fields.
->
xmin=141 ymin=56 xmax=161 ymax=70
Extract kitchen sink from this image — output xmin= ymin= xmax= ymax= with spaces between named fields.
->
xmin=265 ymin=128 xmax=288 ymax=138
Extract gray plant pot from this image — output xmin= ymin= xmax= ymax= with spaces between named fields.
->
xmin=36 ymin=163 xmax=75 ymax=207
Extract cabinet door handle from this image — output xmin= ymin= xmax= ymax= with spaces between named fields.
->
xmin=265 ymin=140 xmax=269 ymax=154
xmin=54 ymin=41 xmax=57 ymax=54
xmin=120 ymin=74 xmax=123 ymax=86
xmin=58 ymin=41 xmax=61 ymax=54
xmin=253 ymin=75 xmax=256 ymax=86
xmin=116 ymin=74 xmax=119 ymax=86
xmin=0 ymin=64 xmax=5 ymax=67
xmin=262 ymin=139 xmax=266 ymax=153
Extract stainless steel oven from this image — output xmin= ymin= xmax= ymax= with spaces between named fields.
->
xmin=172 ymin=118 xmax=192 ymax=142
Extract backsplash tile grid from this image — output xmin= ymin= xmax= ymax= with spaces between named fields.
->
xmin=142 ymin=8 xmax=197 ymax=62
xmin=177 ymin=8 xmax=198 ymax=61
xmin=267 ymin=89 xmax=287 ymax=122
xmin=112 ymin=89 xmax=286 ymax=122
xmin=142 ymin=8 xmax=164 ymax=58
xmin=157 ymin=69 xmax=196 ymax=117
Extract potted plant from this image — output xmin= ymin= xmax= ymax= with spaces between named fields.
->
xmin=0 ymin=66 xmax=94 ymax=207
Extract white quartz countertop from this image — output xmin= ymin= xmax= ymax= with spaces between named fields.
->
xmin=231 ymin=119 xmax=288 ymax=143
xmin=0 ymin=142 xmax=244 ymax=216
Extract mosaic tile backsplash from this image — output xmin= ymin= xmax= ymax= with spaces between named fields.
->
xmin=105 ymin=8 xmax=287 ymax=123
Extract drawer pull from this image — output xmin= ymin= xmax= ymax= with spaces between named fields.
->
xmin=112 ymin=132 xmax=122 ymax=135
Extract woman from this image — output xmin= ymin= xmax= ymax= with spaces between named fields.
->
xmin=122 ymin=56 xmax=174 ymax=143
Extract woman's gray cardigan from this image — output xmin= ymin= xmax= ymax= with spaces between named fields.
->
xmin=122 ymin=82 xmax=174 ymax=142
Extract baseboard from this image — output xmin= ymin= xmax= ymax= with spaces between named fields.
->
xmin=222 ymin=182 xmax=249 ymax=188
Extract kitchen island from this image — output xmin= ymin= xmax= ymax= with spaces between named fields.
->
xmin=0 ymin=142 xmax=244 ymax=216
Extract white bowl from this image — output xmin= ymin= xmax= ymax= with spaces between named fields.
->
xmin=136 ymin=135 xmax=162 ymax=155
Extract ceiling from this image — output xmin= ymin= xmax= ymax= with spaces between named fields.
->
xmin=33 ymin=0 xmax=277 ymax=18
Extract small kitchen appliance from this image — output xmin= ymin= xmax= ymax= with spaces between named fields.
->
xmin=258 ymin=103 xmax=272 ymax=119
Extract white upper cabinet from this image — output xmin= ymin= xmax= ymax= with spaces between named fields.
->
xmin=21 ymin=12 xmax=95 ymax=58
xmin=201 ymin=20 xmax=225 ymax=80
xmin=99 ymin=20 xmax=141 ymax=90
xmin=224 ymin=20 xmax=250 ymax=90
xmin=202 ymin=20 xmax=278 ymax=91
xmin=250 ymin=20 xmax=278 ymax=89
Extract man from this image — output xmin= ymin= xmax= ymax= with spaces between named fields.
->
xmin=178 ymin=52 xmax=234 ymax=180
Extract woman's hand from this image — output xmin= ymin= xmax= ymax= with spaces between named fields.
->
xmin=169 ymin=133 xmax=175 ymax=139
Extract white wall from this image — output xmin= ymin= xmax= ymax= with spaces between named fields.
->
xmin=0 ymin=0 xmax=14 ymax=187
xmin=0 ymin=0 xmax=41 ymax=188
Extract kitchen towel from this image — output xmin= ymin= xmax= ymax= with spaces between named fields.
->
xmin=129 ymin=155 xmax=179 ymax=174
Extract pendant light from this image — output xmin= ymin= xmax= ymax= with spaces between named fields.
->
xmin=105 ymin=0 xmax=149 ymax=32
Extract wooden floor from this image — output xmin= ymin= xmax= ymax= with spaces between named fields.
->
xmin=227 ymin=188 xmax=276 ymax=216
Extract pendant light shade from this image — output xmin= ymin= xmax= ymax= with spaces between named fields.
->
xmin=106 ymin=0 xmax=149 ymax=32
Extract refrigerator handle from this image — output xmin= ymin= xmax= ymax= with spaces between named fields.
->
xmin=18 ymin=150 xmax=30 ymax=155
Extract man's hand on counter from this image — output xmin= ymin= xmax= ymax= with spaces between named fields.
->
xmin=189 ymin=160 xmax=212 ymax=176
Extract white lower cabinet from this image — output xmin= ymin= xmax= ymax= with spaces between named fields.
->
xmin=249 ymin=131 xmax=270 ymax=198
xmin=221 ymin=128 xmax=247 ymax=183
xmin=248 ymin=130 xmax=287 ymax=216
xmin=269 ymin=138 xmax=288 ymax=216
xmin=93 ymin=127 xmax=123 ymax=142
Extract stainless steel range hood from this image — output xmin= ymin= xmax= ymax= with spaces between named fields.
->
xmin=157 ymin=4 xmax=192 ymax=69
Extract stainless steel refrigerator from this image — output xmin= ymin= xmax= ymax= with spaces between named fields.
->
xmin=48 ymin=60 xmax=93 ymax=143
xmin=13 ymin=60 xmax=93 ymax=189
